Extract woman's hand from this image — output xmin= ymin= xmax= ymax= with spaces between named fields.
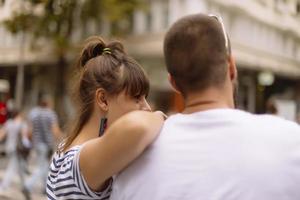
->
xmin=154 ymin=111 xmax=168 ymax=120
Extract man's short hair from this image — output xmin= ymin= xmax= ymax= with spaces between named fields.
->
xmin=164 ymin=13 xmax=229 ymax=96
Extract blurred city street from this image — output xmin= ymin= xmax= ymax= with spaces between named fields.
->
xmin=0 ymin=0 xmax=299 ymax=119
xmin=0 ymin=146 xmax=46 ymax=200
xmin=0 ymin=0 xmax=299 ymax=199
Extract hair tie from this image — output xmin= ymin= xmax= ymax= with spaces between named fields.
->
xmin=103 ymin=48 xmax=111 ymax=55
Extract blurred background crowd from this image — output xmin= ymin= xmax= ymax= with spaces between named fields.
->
xmin=0 ymin=0 xmax=299 ymax=198
xmin=1 ymin=0 xmax=300 ymax=124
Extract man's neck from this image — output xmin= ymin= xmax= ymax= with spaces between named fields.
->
xmin=183 ymin=88 xmax=234 ymax=114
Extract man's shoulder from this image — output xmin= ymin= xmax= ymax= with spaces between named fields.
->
xmin=29 ymin=107 xmax=40 ymax=115
xmin=30 ymin=107 xmax=55 ymax=116
xmin=250 ymin=113 xmax=299 ymax=130
xmin=166 ymin=109 xmax=298 ymax=127
xmin=4 ymin=119 xmax=13 ymax=127
xmin=43 ymin=107 xmax=56 ymax=115
xmin=160 ymin=110 xmax=299 ymax=143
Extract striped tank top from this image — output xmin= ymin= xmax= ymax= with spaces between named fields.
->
xmin=46 ymin=145 xmax=113 ymax=200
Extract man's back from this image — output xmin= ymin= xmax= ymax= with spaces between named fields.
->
xmin=111 ymin=109 xmax=300 ymax=200
xmin=29 ymin=107 xmax=57 ymax=146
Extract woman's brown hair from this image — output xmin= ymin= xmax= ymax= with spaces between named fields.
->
xmin=61 ymin=36 xmax=149 ymax=151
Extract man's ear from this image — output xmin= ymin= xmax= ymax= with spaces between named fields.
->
xmin=228 ymin=55 xmax=237 ymax=81
xmin=95 ymin=88 xmax=108 ymax=112
xmin=168 ymin=73 xmax=181 ymax=94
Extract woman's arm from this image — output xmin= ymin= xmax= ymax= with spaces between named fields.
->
xmin=79 ymin=111 xmax=165 ymax=191
xmin=20 ymin=122 xmax=31 ymax=148
xmin=0 ymin=125 xmax=7 ymax=142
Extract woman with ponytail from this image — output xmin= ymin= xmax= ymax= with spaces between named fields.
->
xmin=46 ymin=36 xmax=165 ymax=200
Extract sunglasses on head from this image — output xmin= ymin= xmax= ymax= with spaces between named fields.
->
xmin=208 ymin=14 xmax=231 ymax=55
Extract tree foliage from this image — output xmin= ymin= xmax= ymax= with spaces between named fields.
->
xmin=3 ymin=0 xmax=144 ymax=54
xmin=1 ymin=0 xmax=144 ymax=119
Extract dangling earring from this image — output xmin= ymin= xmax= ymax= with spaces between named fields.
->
xmin=99 ymin=117 xmax=107 ymax=137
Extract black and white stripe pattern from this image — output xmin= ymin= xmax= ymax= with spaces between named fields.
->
xmin=47 ymin=146 xmax=112 ymax=200
xmin=29 ymin=107 xmax=57 ymax=147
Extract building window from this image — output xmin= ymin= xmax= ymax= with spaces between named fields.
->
xmin=146 ymin=9 xmax=152 ymax=32
xmin=256 ymin=0 xmax=267 ymax=6
xmin=297 ymin=1 xmax=300 ymax=14
xmin=162 ymin=0 xmax=169 ymax=29
xmin=274 ymin=0 xmax=288 ymax=13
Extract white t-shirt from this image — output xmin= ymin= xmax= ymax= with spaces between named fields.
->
xmin=3 ymin=119 xmax=27 ymax=153
xmin=111 ymin=109 xmax=300 ymax=200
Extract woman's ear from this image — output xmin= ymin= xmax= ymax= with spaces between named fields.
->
xmin=95 ymin=88 xmax=108 ymax=112
xmin=168 ymin=73 xmax=181 ymax=94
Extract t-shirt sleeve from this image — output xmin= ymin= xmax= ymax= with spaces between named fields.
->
xmin=3 ymin=121 xmax=9 ymax=132
xmin=49 ymin=111 xmax=58 ymax=125
xmin=21 ymin=122 xmax=28 ymax=133
xmin=72 ymin=147 xmax=113 ymax=199
xmin=28 ymin=110 xmax=34 ymax=122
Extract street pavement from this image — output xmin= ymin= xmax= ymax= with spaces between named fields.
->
xmin=0 ymin=148 xmax=46 ymax=200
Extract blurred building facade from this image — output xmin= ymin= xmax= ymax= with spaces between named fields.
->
xmin=0 ymin=0 xmax=300 ymax=122
xmin=125 ymin=0 xmax=300 ymax=120
xmin=0 ymin=0 xmax=57 ymax=109
xmin=0 ymin=0 xmax=79 ymax=123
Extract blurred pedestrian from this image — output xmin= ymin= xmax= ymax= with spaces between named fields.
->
xmin=266 ymin=98 xmax=278 ymax=115
xmin=6 ymin=94 xmax=16 ymax=119
xmin=46 ymin=36 xmax=165 ymax=200
xmin=110 ymin=13 xmax=300 ymax=200
xmin=0 ymin=109 xmax=29 ymax=198
xmin=0 ymin=101 xmax=7 ymax=125
xmin=23 ymin=93 xmax=62 ymax=197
